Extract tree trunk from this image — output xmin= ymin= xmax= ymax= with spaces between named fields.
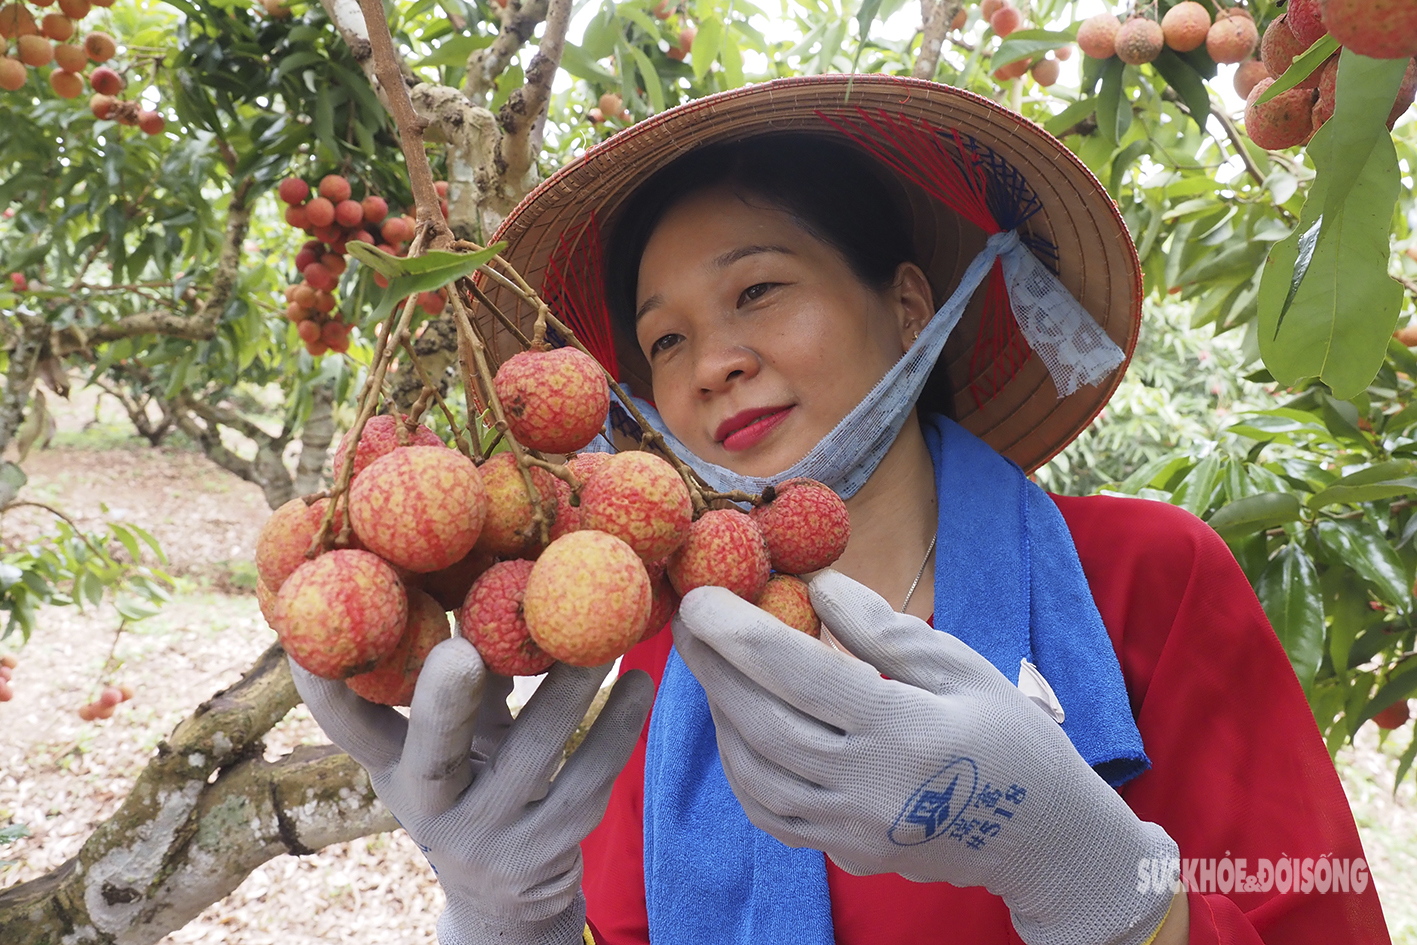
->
xmin=0 ymin=645 xmax=396 ymax=945
xmin=294 ymin=382 xmax=336 ymax=495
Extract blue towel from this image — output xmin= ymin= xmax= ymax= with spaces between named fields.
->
xmin=642 ymin=413 xmax=1149 ymax=944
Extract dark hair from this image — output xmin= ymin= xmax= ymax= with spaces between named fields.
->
xmin=604 ymin=134 xmax=916 ymax=336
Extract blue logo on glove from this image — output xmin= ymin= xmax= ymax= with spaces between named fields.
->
xmin=888 ymin=757 xmax=979 ymax=846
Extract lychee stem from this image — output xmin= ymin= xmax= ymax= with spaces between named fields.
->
xmin=398 ymin=335 xmax=474 ymax=458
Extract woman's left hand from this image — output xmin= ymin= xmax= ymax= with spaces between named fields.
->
xmin=672 ymin=569 xmax=1179 ymax=945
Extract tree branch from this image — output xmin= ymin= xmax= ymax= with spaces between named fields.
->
xmin=0 ymin=645 xmax=397 ymax=945
xmin=294 ymin=382 xmax=336 ymax=495
xmin=912 ymin=0 xmax=960 ymax=81
xmin=465 ymin=0 xmax=550 ymax=105
xmin=497 ymin=0 xmax=570 ymax=184
xmin=0 ymin=313 xmax=50 ymax=460
xmin=168 ymin=396 xmax=296 ymax=510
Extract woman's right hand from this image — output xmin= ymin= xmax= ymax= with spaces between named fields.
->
xmin=289 ymin=637 xmax=654 ymax=945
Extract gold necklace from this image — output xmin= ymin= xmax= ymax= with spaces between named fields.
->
xmin=899 ymin=535 xmax=937 ymax=613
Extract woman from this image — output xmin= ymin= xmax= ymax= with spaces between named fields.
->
xmin=292 ymin=76 xmax=1391 ymax=945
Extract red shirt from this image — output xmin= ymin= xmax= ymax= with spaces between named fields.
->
xmin=581 ymin=495 xmax=1393 ymax=944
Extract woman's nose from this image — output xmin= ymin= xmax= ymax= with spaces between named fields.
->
xmin=694 ymin=336 xmax=761 ymax=396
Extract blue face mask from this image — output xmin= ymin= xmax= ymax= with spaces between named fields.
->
xmin=626 ymin=228 xmax=1126 ymax=499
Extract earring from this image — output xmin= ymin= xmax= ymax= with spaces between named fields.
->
xmin=912 ymin=328 xmax=921 ymax=342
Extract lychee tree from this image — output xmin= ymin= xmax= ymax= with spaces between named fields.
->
xmin=3 ymin=0 xmax=1417 ymax=939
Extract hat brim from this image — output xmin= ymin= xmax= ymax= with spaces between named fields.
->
xmin=479 ymin=74 xmax=1141 ymax=474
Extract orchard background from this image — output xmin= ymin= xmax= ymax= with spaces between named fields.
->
xmin=2 ymin=0 xmax=1417 ymax=939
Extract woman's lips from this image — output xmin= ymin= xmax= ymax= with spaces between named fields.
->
xmin=718 ymin=406 xmax=794 ymax=452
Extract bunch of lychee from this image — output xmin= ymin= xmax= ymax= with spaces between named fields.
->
xmin=0 ymin=653 xmax=15 ymax=702
xmin=77 ymin=683 xmax=133 ymax=721
xmin=257 ymin=344 xmax=853 ymax=705
xmin=1078 ymin=4 xmax=1258 ymax=67
xmin=977 ymin=0 xmax=1070 ymax=86
xmin=1245 ymin=0 xmax=1416 ymax=151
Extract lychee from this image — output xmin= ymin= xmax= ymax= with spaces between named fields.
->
xmin=89 ymin=92 xmax=114 ymax=118
xmin=53 ymin=42 xmax=84 ymax=71
xmin=990 ymin=5 xmax=1021 ymax=37
xmin=1030 ymin=58 xmax=1059 ymax=87
xmin=304 ymin=196 xmax=335 ymax=228
xmin=1311 ymin=58 xmax=1339 ymax=131
xmin=1233 ymin=59 xmax=1270 ymax=99
xmin=599 ymin=92 xmax=622 ymax=116
xmin=460 ymin=559 xmax=555 ymax=676
xmin=568 ymin=451 xmax=613 ymax=482
xmin=361 ymin=195 xmax=388 ymax=224
xmin=641 ymin=559 xmax=680 ymax=641
xmin=1319 ymin=0 xmax=1417 ymax=59
xmin=667 ymin=509 xmax=771 ymax=601
xmin=89 ymin=64 xmax=120 ymax=94
xmin=346 ymin=588 xmax=450 ymax=705
xmin=1287 ymin=0 xmax=1328 ymax=48
xmin=56 ymin=0 xmax=88 ymax=18
xmin=274 ymin=549 xmax=408 ymax=679
xmin=0 ymin=57 xmax=24 ymax=91
xmin=335 ymin=199 xmax=364 ymax=228
xmin=82 ymin=30 xmax=115 ymax=62
xmin=1161 ymin=1 xmax=1210 ymax=53
xmin=1390 ymin=59 xmax=1417 ymax=128
xmin=1261 ymin=15 xmax=1306 ymax=78
xmin=494 ymin=347 xmax=610 ymax=454
xmin=319 ymin=174 xmax=352 ymax=203
xmin=49 ymin=67 xmax=82 ymax=98
xmin=411 ymin=546 xmax=495 ymax=611
xmin=279 ymin=177 xmax=309 ymax=205
xmin=349 ymin=446 xmax=488 ymax=573
xmin=1245 ymin=77 xmax=1315 ymax=150
xmin=524 ymin=530 xmax=651 ymax=666
xmin=137 ymin=110 xmax=164 ymax=135
xmin=1076 ymin=13 xmax=1121 ymax=59
xmin=980 ymin=0 xmax=1004 ymax=18
xmin=332 ymin=413 xmax=445 ymax=479
xmin=0 ymin=4 xmax=35 ymax=38
xmin=1115 ymin=17 xmax=1163 ymax=65
xmin=993 ymin=56 xmax=1031 ymax=81
xmin=473 ymin=452 xmax=561 ymax=555
xmin=17 ymin=35 xmax=53 ymax=67
xmin=749 ymin=478 xmax=850 ymax=574
xmin=256 ymin=577 xmax=277 ymax=626
xmin=255 ymin=496 xmax=353 ymax=591
xmin=755 ymin=574 xmax=820 ymax=637
xmin=580 ymin=451 xmax=692 ymax=562
xmin=40 ymin=13 xmax=72 ymax=41
xmin=1207 ymin=10 xmax=1259 ymax=64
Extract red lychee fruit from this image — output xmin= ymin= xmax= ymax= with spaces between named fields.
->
xmin=346 ymin=588 xmax=451 ymax=705
xmin=749 ymin=478 xmax=850 ymax=574
xmin=78 ymin=703 xmax=97 ymax=721
xmin=57 ymin=0 xmax=88 ymax=18
xmin=0 ymin=3 xmax=34 ymax=38
xmin=568 ymin=451 xmax=613 ymax=483
xmin=990 ymin=5 xmax=1021 ymax=37
xmin=99 ymin=686 xmax=123 ymax=708
xmin=1030 ymin=58 xmax=1060 ymax=86
xmin=83 ymin=30 xmax=115 ymax=62
xmin=1115 ymin=17 xmax=1163 ymax=65
xmin=580 ymin=451 xmax=692 ymax=562
xmin=304 ymin=196 xmax=335 ymax=228
xmin=274 ymin=549 xmax=408 ymax=679
xmin=1233 ymin=59 xmax=1270 ymax=99
xmin=1287 ymin=0 xmax=1328 ymax=48
xmin=435 ymin=180 xmax=450 ymax=197
xmin=89 ymin=91 xmax=114 ymax=118
xmin=319 ymin=174 xmax=352 ymax=203
xmin=1261 ymin=14 xmax=1307 ymax=78
xmin=545 ymin=473 xmax=580 ymax=543
xmin=588 ymin=107 xmax=605 ymax=123
xmin=297 ymin=320 xmax=322 ymax=345
xmin=17 ymin=35 xmax=53 ymax=67
xmin=417 ymin=290 xmax=445 ymax=315
xmin=1207 ymin=9 xmax=1259 ymax=64
xmin=410 ymin=546 xmax=495 ymax=611
xmin=254 ymin=495 xmax=353 ymax=591
xmin=335 ymin=199 xmax=364 ymax=228
xmin=279 ymin=177 xmax=309 ymax=205
xmin=1054 ymin=44 xmax=1073 ymax=60
xmin=380 ymin=216 xmax=413 ymax=243
xmin=1245 ymin=77 xmax=1315 ymax=149
xmin=1374 ymin=699 xmax=1411 ymax=729
xmin=53 ymin=42 xmax=84 ymax=71
xmin=524 ymin=530 xmax=651 ymax=666
xmin=641 ymin=559 xmax=680 ymax=641
xmin=1319 ymin=0 xmax=1417 ymax=59
xmin=137 ymin=110 xmax=164 ymax=135
xmin=41 ymin=13 xmax=72 ymax=41
xmin=0 ymin=57 xmax=24 ymax=91
xmin=667 ymin=509 xmax=771 ymax=601
xmin=460 ymin=559 xmax=555 ymax=676
xmin=48 ymin=65 xmax=85 ymax=96
xmin=88 ymin=64 xmax=120 ymax=94
xmin=1389 ymin=58 xmax=1417 ymax=128
xmin=1311 ymin=58 xmax=1339 ymax=130
xmin=599 ymin=92 xmax=622 ymax=116
xmin=473 ymin=452 xmax=561 ymax=557
xmin=980 ymin=0 xmax=1004 ymax=17
xmin=256 ymin=577 xmax=277 ymax=626
xmin=993 ymin=56 xmax=1031 ymax=81
xmin=494 ymin=347 xmax=610 ymax=454
xmin=349 ymin=446 xmax=489 ymax=573
xmin=361 ymin=195 xmax=388 ymax=224
xmin=1161 ymin=1 xmax=1210 ymax=52
xmin=303 ymin=262 xmax=335 ymax=292
xmin=332 ymin=414 xmax=446 ymax=479
xmin=1076 ymin=13 xmax=1121 ymax=59
xmin=755 ymin=574 xmax=820 ymax=637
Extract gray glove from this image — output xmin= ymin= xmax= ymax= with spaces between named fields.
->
xmin=290 ymin=637 xmax=654 ymax=945
xmin=672 ymin=570 xmax=1178 ymax=945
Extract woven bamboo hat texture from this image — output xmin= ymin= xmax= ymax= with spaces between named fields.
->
xmin=477 ymin=74 xmax=1141 ymax=474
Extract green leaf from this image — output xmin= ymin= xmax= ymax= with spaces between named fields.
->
xmin=692 ymin=16 xmax=723 ymax=80
xmin=1324 ymin=569 xmax=1373 ymax=675
xmin=0 ymin=823 xmax=29 ymax=844
xmin=992 ymin=28 xmax=1074 ymax=69
xmin=559 ymin=42 xmax=618 ymax=83
xmin=415 ymin=33 xmax=494 ymax=69
xmin=1357 ymin=660 xmax=1417 ymax=728
xmin=1150 ymin=48 xmax=1210 ymax=129
xmin=1308 ymin=460 xmax=1417 ymax=509
xmin=1255 ymin=33 xmax=1340 ymax=105
xmin=720 ymin=27 xmax=743 ymax=87
xmin=1316 ymin=518 xmax=1413 ymax=613
xmin=1096 ymin=57 xmax=1129 ymax=145
xmin=1044 ymin=97 xmax=1097 ymax=137
xmin=1255 ymin=544 xmax=1325 ymax=691
xmin=1206 ymin=492 xmax=1302 ymax=541
xmin=626 ymin=44 xmax=665 ymax=113
xmin=1256 ymin=51 xmax=1409 ymax=400
xmin=356 ymin=243 xmax=506 ymax=321
xmin=1171 ymin=453 xmax=1223 ymax=516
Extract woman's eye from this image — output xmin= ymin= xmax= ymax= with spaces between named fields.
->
xmin=738 ymin=282 xmax=778 ymax=306
xmin=650 ymin=333 xmax=682 ymax=356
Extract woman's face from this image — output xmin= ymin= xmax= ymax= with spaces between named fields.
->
xmin=634 ymin=186 xmax=932 ymax=478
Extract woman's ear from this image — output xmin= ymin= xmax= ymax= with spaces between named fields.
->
xmin=891 ymin=262 xmax=936 ymax=353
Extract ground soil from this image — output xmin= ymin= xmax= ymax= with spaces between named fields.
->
xmin=0 ymin=392 xmax=1414 ymax=942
